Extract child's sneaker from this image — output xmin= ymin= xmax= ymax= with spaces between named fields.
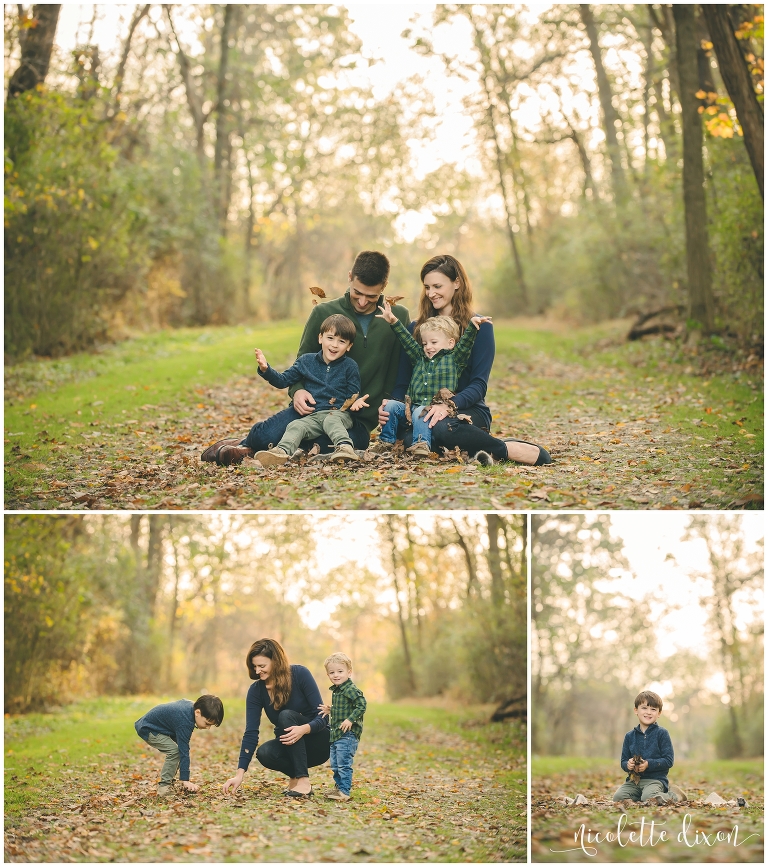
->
xmin=329 ymin=442 xmax=359 ymax=462
xmin=254 ymin=447 xmax=289 ymax=467
xmin=327 ymin=790 xmax=351 ymax=801
xmin=157 ymin=784 xmax=174 ymax=797
xmin=406 ymin=440 xmax=431 ymax=457
xmin=668 ymin=783 xmax=687 ymax=802
xmin=367 ymin=439 xmax=394 ymax=455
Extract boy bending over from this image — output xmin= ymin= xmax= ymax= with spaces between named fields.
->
xmin=135 ymin=695 xmax=224 ymax=796
xmin=371 ymin=300 xmax=490 ymax=457
xmin=613 ymin=690 xmax=682 ymax=805
xmin=253 ymin=314 xmax=368 ymax=466
xmin=319 ymin=652 xmax=367 ymax=801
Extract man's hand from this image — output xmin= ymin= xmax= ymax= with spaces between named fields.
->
xmin=376 ymin=300 xmax=397 ymax=324
xmin=378 ymin=400 xmax=390 ymax=427
xmin=470 ymin=315 xmax=492 ymax=329
xmin=340 ymin=719 xmax=353 ymax=733
xmin=349 ymin=394 xmax=370 ymax=412
xmin=254 ymin=348 xmax=268 ymax=371
xmin=423 ymin=403 xmax=450 ymax=427
xmin=318 ymin=702 xmax=331 ymax=718
xmin=180 ymin=781 xmax=199 ymax=792
xmin=293 ymin=389 xmax=316 ymax=416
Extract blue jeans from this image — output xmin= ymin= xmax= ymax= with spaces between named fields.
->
xmin=379 ymin=400 xmax=431 ymax=448
xmin=241 ymin=404 xmax=370 ymax=453
xmin=329 ymin=732 xmax=359 ymax=795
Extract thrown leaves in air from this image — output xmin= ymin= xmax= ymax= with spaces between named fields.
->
xmin=309 ymin=286 xmax=326 ymax=298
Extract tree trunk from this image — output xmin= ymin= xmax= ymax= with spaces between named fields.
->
xmin=214 ymin=5 xmax=236 ymax=230
xmin=674 ymin=4 xmax=715 ymax=333
xmin=579 ymin=4 xmax=628 ymax=203
xmin=111 ymin=4 xmax=150 ymax=110
xmin=386 ymin=518 xmax=416 ymax=693
xmin=7 ymin=5 xmax=61 ymax=99
xmin=486 ymin=514 xmax=504 ymax=607
xmin=702 ymin=5 xmax=763 ymax=199
xmin=452 ymin=519 xmax=479 ymax=599
xmin=167 ymin=528 xmax=181 ymax=687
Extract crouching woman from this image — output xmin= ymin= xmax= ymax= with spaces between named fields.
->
xmin=222 ymin=638 xmax=329 ymax=799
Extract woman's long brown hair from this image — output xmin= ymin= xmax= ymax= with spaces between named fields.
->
xmin=246 ymin=638 xmax=292 ymax=710
xmin=414 ymin=254 xmax=475 ymax=338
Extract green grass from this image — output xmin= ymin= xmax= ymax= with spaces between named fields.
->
xmin=5 ymin=696 xmax=526 ymax=862
xmin=5 ymin=319 xmax=763 ymax=509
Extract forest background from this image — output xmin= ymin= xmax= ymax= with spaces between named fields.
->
xmin=4 ymin=512 xmax=527 ymax=716
xmin=4 ymin=3 xmax=764 ymax=359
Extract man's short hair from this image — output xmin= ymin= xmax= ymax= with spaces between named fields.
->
xmin=324 ymin=652 xmax=353 ymax=671
xmin=351 ymin=251 xmax=390 ymax=287
xmin=320 ymin=314 xmax=356 ymax=344
xmin=194 ymin=694 xmax=224 ymax=725
xmin=634 ymin=690 xmax=663 ymax=711
xmin=419 ymin=315 xmax=460 ymax=342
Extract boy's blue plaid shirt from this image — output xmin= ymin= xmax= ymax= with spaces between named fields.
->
xmin=329 ymin=679 xmax=366 ymax=743
xmin=391 ymin=319 xmax=478 ymax=405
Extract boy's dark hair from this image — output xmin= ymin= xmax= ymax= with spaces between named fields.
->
xmin=634 ymin=690 xmax=663 ymax=711
xmin=194 ymin=694 xmax=224 ymax=725
xmin=320 ymin=314 xmax=356 ymax=344
xmin=351 ymin=250 xmax=390 ymax=287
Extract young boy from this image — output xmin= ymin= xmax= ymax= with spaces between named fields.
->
xmin=318 ymin=652 xmax=367 ymax=802
xmin=253 ymin=314 xmax=369 ymax=466
xmin=371 ymin=300 xmax=491 ymax=456
xmin=612 ymin=690 xmax=683 ymax=805
xmin=134 ymin=695 xmax=224 ymax=796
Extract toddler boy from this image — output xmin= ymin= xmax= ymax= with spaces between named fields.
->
xmin=612 ymin=690 xmax=682 ymax=805
xmin=318 ymin=652 xmax=367 ymax=801
xmin=135 ymin=695 xmax=223 ymax=796
xmin=372 ymin=300 xmax=491 ymax=456
xmin=253 ymin=314 xmax=368 ymax=466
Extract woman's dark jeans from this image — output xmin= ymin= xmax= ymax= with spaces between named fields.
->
xmin=241 ymin=405 xmax=370 ymax=453
xmin=256 ymin=709 xmax=330 ymax=779
xmin=403 ymin=405 xmax=509 ymax=461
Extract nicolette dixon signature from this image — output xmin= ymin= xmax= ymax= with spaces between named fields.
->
xmin=550 ymin=814 xmax=760 ymax=857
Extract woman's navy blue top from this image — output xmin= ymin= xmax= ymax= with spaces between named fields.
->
xmin=620 ymin=722 xmax=674 ymax=791
xmin=391 ymin=319 xmax=494 ymax=429
xmin=238 ymin=664 xmax=327 ymax=771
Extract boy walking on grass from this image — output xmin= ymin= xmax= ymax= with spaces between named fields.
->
xmin=253 ymin=314 xmax=369 ymax=466
xmin=612 ymin=690 xmax=684 ymax=805
xmin=371 ymin=299 xmax=491 ymax=456
xmin=319 ymin=652 xmax=367 ymax=801
xmin=135 ymin=695 xmax=224 ymax=796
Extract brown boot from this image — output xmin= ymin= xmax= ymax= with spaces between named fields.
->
xmin=201 ymin=437 xmax=242 ymax=462
xmin=217 ymin=445 xmax=254 ymax=466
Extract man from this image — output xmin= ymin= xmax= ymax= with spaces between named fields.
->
xmin=203 ymin=251 xmax=409 ymax=465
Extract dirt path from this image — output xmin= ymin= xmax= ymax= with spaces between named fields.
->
xmin=5 ymin=706 xmax=525 ymax=862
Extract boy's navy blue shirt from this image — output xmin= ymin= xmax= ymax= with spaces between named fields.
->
xmin=238 ymin=664 xmax=328 ymax=772
xmin=135 ymin=699 xmax=196 ymax=781
xmin=620 ymin=721 xmax=674 ymax=791
xmin=258 ymin=351 xmax=360 ymax=412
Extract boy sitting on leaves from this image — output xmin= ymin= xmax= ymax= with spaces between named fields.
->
xmin=612 ymin=690 xmax=684 ymax=805
xmin=371 ymin=299 xmax=491 ymax=457
xmin=253 ymin=314 xmax=369 ymax=466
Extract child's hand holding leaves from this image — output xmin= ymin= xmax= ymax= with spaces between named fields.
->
xmin=254 ymin=348 xmax=268 ymax=371
xmin=376 ymin=299 xmax=397 ymax=324
xmin=349 ymin=394 xmax=370 ymax=412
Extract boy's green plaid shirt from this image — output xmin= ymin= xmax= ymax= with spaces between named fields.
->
xmin=391 ymin=319 xmax=478 ymax=405
xmin=329 ymin=679 xmax=366 ymax=743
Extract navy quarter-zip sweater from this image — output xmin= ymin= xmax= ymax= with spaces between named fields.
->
xmin=258 ymin=350 xmax=360 ymax=412
xmin=135 ymin=699 xmax=196 ymax=781
xmin=620 ymin=721 xmax=674 ymax=791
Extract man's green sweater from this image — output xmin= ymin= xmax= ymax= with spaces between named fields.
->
xmin=288 ymin=291 xmax=410 ymax=431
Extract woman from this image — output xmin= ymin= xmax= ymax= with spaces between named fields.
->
xmin=222 ymin=638 xmax=328 ymax=798
xmin=379 ymin=254 xmax=551 ymax=465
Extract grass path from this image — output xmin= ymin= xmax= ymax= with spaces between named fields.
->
xmin=4 ymin=697 xmax=525 ymax=862
xmin=531 ymin=756 xmax=763 ymax=862
xmin=5 ymin=319 xmax=763 ymax=510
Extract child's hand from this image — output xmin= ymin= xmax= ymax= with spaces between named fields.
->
xmin=470 ymin=315 xmax=493 ymax=330
xmin=637 ymin=760 xmax=648 ymax=772
xmin=349 ymin=394 xmax=370 ymax=412
xmin=376 ymin=300 xmax=397 ymax=324
xmin=180 ymin=781 xmax=199 ymax=792
xmin=627 ymin=758 xmax=635 ymax=770
xmin=254 ymin=348 xmax=268 ymax=371
xmin=318 ymin=702 xmax=331 ymax=718
xmin=340 ymin=719 xmax=353 ymax=733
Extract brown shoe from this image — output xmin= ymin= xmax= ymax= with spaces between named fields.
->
xmin=217 ymin=445 xmax=254 ymax=466
xmin=367 ymin=439 xmax=394 ymax=455
xmin=406 ymin=440 xmax=431 ymax=458
xmin=329 ymin=442 xmax=359 ymax=462
xmin=254 ymin=447 xmax=290 ymax=467
xmin=201 ymin=437 xmax=242 ymax=462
